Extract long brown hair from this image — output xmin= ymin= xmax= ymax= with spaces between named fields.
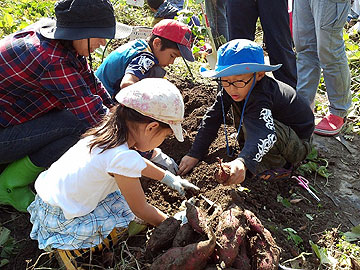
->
xmin=83 ymin=104 xmax=170 ymax=153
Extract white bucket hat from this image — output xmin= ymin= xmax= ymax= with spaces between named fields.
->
xmin=115 ymin=78 xmax=185 ymax=142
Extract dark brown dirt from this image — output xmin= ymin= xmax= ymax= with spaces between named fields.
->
xmin=0 ymin=76 xmax=359 ymax=269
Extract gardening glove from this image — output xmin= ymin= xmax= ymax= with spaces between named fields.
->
xmin=161 ymin=171 xmax=200 ymax=197
xmin=150 ymin=148 xmax=179 ymax=174
xmin=128 ymin=217 xmax=148 ymax=236
xmin=173 ymin=209 xmax=188 ymax=224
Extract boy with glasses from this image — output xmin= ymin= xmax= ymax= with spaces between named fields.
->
xmin=178 ymin=39 xmax=315 ymax=185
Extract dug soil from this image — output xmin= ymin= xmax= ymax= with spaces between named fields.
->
xmin=1 ymin=75 xmax=359 ymax=270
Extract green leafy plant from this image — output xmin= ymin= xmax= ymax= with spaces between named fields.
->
xmin=283 ymin=228 xmax=303 ymax=247
xmin=310 ymin=228 xmax=360 ymax=270
xmin=343 ymin=225 xmax=360 ymax=242
xmin=296 ymin=147 xmax=331 ymax=180
xmin=0 ymin=0 xmax=54 ymax=37
xmin=310 ymin=240 xmax=337 ymax=267
xmin=0 ymin=226 xmax=18 ymax=267
xmin=276 ymin=194 xmax=291 ymax=208
xmin=343 ymin=28 xmax=360 ymax=133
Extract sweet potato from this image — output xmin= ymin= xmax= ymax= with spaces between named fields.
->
xmin=215 ymin=206 xmax=249 ymax=267
xmin=145 ymin=217 xmax=181 ymax=256
xmin=249 ymin=228 xmax=280 ymax=270
xmin=232 ymin=241 xmax=251 ymax=270
xmin=205 ymin=267 xmax=238 ymax=270
xmin=150 ymin=228 xmax=216 ymax=270
xmin=186 ymin=202 xmax=208 ymax=234
xmin=173 ymin=223 xmax=198 ymax=247
xmin=214 ymin=157 xmax=230 ymax=184
xmin=244 ymin=209 xmax=264 ymax=235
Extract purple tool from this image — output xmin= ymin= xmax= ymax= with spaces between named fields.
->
xmin=292 ymin=176 xmax=320 ymax=202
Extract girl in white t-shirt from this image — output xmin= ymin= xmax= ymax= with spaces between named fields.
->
xmin=28 ymin=78 xmax=199 ymax=267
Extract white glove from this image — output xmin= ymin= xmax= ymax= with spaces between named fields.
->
xmin=161 ymin=171 xmax=200 ymax=196
xmin=173 ymin=209 xmax=188 ymax=224
xmin=150 ymin=148 xmax=179 ymax=174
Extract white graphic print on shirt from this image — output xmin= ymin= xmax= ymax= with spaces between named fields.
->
xmin=253 ymin=108 xmax=277 ymax=162
xmin=137 ymin=55 xmax=155 ymax=75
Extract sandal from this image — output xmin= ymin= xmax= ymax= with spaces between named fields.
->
xmin=257 ymin=166 xmax=293 ymax=181
xmin=54 ymin=227 xmax=128 ymax=269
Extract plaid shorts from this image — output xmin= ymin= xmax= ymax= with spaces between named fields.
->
xmin=28 ymin=191 xmax=134 ymax=250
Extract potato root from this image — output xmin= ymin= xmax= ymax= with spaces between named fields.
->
xmin=214 ymin=158 xmax=230 ymax=184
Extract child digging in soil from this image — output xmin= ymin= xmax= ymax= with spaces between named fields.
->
xmin=95 ymin=19 xmax=194 ymax=100
xmin=95 ymin=19 xmax=194 ymax=174
xmin=178 ymin=39 xmax=315 ymax=185
xmin=28 ymin=78 xmax=199 ymax=268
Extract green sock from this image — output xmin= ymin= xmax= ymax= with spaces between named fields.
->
xmin=0 ymin=156 xmax=44 ymax=212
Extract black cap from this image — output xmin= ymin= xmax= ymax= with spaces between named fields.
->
xmin=40 ymin=0 xmax=132 ymax=40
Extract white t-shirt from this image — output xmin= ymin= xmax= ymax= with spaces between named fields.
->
xmin=35 ymin=136 xmax=147 ymax=220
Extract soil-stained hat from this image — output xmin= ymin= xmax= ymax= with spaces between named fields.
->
xmin=200 ymin=39 xmax=282 ymax=77
xmin=115 ymin=78 xmax=185 ymax=142
xmin=152 ymin=19 xmax=194 ymax=62
xmin=40 ymin=0 xmax=132 ymax=40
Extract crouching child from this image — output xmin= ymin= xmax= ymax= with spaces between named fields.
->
xmin=28 ymin=78 xmax=199 ymax=268
xmin=178 ymin=39 xmax=314 ymax=185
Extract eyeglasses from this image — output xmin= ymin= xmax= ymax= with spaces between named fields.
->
xmin=215 ymin=76 xmax=253 ymax=88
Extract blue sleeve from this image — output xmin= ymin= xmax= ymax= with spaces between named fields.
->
xmin=125 ymin=52 xmax=158 ymax=80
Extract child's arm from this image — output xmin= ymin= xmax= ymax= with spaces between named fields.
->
xmin=120 ymin=73 xmax=139 ymax=89
xmin=142 ymin=158 xmax=200 ymax=196
xmin=115 ymin=174 xmax=167 ymax=226
xmin=142 ymin=158 xmax=166 ymax=180
xmin=120 ymin=52 xmax=158 ymax=89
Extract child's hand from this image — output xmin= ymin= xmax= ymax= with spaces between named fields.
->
xmin=177 ymin=155 xmax=199 ymax=176
xmin=221 ymin=159 xmax=246 ymax=186
xmin=161 ymin=171 xmax=200 ymax=196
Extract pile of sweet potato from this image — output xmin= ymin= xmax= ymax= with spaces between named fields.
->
xmin=146 ymin=202 xmax=280 ymax=270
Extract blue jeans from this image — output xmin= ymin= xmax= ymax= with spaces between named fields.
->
xmin=205 ymin=0 xmax=229 ymax=48
xmin=0 ymin=110 xmax=87 ymax=167
xmin=293 ymin=0 xmax=351 ymax=117
xmin=227 ymin=0 xmax=297 ymax=89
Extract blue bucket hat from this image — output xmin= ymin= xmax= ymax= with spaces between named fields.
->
xmin=200 ymin=39 xmax=282 ymax=78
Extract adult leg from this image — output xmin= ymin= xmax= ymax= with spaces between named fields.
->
xmin=227 ymin=0 xmax=258 ymax=40
xmin=216 ymin=0 xmax=229 ymax=42
xmin=0 ymin=110 xmax=88 ymax=167
xmin=313 ymin=0 xmax=351 ymax=117
xmin=293 ymin=0 xmax=320 ymax=107
xmin=205 ymin=0 xmax=229 ymax=48
xmin=0 ymin=110 xmax=87 ymax=211
xmin=258 ymin=0 xmax=297 ymax=88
